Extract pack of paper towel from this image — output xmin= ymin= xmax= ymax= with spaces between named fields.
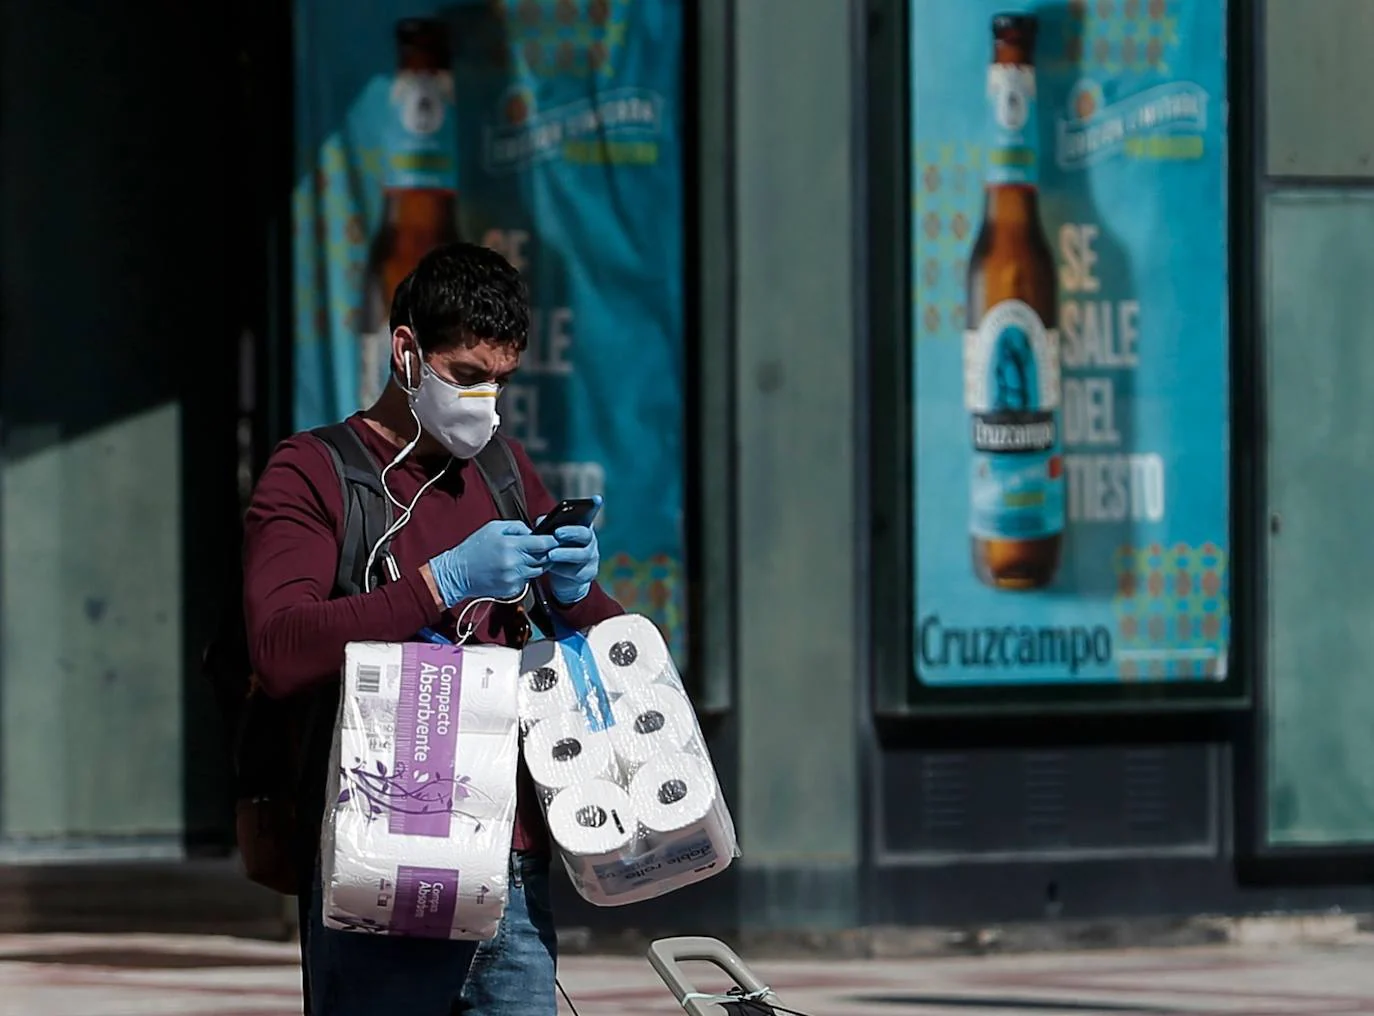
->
xmin=320 ymin=614 xmax=737 ymax=939
xmin=321 ymin=641 xmax=523 ymax=939
xmin=517 ymin=614 xmax=739 ymax=907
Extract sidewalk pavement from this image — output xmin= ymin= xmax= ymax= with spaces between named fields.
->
xmin=2 ymin=931 xmax=1374 ymax=1015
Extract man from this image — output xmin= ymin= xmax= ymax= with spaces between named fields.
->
xmin=243 ymin=242 xmax=623 ymax=1014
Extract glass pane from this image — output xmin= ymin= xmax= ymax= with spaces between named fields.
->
xmin=906 ymin=0 xmax=1231 ymax=706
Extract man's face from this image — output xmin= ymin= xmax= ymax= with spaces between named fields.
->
xmin=391 ymin=326 xmax=522 ymax=389
xmin=426 ymin=338 xmax=522 ymax=388
xmin=390 ymin=333 xmax=522 ymax=457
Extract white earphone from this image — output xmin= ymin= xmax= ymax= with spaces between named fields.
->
xmin=365 ymin=341 xmax=440 ymax=592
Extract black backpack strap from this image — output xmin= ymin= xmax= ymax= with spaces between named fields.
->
xmin=472 ymin=433 xmax=531 ymax=526
xmin=472 ymin=434 xmax=556 ymax=638
xmin=290 ymin=423 xmax=395 ymax=867
xmin=311 ymin=422 xmax=393 ymax=596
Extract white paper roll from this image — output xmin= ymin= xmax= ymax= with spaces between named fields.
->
xmin=584 ymin=615 xmax=674 ymax=693
xmin=608 ymin=685 xmax=699 ymax=768
xmin=627 ymin=753 xmax=719 ymax=834
xmin=323 ymin=830 xmax=509 ymax=939
xmin=451 ymin=645 xmax=523 ymax=735
xmin=522 ymin=710 xmax=619 ymax=792
xmin=343 ymin=641 xmax=520 ymax=736
xmin=323 ymin=643 xmax=522 ymax=940
xmin=337 ymin=715 xmax=517 ymax=832
xmin=545 ymin=780 xmax=637 ymax=858
xmin=516 ymin=640 xmax=578 ymax=723
xmin=562 ymin=753 xmax=735 ymax=907
xmin=518 ymin=638 xmax=631 ymax=725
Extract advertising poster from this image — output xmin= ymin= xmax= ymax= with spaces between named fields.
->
xmin=292 ymin=0 xmax=687 ymax=660
xmin=911 ymin=0 xmax=1229 ymax=687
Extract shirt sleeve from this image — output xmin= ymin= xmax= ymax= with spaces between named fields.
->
xmin=242 ymin=434 xmax=445 ymax=698
xmin=505 ymin=436 xmax=626 ymax=631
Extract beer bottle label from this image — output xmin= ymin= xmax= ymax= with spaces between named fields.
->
xmin=963 ymin=300 xmax=1064 ymax=541
xmin=985 ymin=65 xmax=1037 ymax=186
xmin=383 ymin=70 xmax=459 ymax=191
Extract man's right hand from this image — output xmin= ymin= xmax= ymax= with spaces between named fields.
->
xmin=424 ymin=520 xmax=558 ymax=609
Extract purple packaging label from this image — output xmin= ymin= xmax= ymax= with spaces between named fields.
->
xmin=389 ymin=865 xmax=460 ymax=938
xmin=390 ymin=644 xmax=464 ymax=837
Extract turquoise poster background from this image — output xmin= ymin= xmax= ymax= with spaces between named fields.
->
xmin=911 ymin=0 xmax=1229 ymax=686
xmin=292 ymin=0 xmax=687 ymax=661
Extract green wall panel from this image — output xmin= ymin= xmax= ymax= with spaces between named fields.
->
xmin=1267 ymin=0 xmax=1374 ymax=178
xmin=732 ymin=0 xmax=862 ymax=925
xmin=0 ymin=0 xmax=244 ymax=856
xmin=1 ymin=408 xmax=183 ymax=850
xmin=1265 ymin=191 xmax=1374 ymax=846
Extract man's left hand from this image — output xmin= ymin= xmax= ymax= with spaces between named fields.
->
xmin=545 ymin=525 xmax=600 ymax=605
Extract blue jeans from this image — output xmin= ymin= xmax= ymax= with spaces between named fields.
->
xmin=301 ymin=850 xmax=557 ymax=1015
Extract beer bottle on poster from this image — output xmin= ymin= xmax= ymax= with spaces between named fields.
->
xmin=964 ymin=12 xmax=1063 ymax=590
xmin=359 ymin=18 xmax=461 ymax=407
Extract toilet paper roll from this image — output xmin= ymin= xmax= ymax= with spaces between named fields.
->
xmin=343 ymin=642 xmax=521 ymax=737
xmin=552 ymin=753 xmax=733 ymax=907
xmin=608 ymin=685 xmax=699 ymax=768
xmin=584 ymin=615 xmax=675 ymax=693
xmin=522 ymin=710 xmax=619 ymax=792
xmin=325 ymin=642 xmax=522 ymax=940
xmin=549 ymin=753 xmax=730 ymax=907
xmin=518 ymin=639 xmax=629 ymax=725
xmin=517 ymin=640 xmax=578 ymax=723
xmin=324 ymin=832 xmax=510 ymax=939
xmin=627 ymin=753 xmax=720 ymax=835
xmin=449 ymin=645 xmax=522 ymax=734
xmin=337 ymin=715 xmax=520 ymax=838
xmin=545 ymin=780 xmax=637 ymax=859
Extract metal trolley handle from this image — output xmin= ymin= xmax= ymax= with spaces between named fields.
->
xmin=646 ymin=936 xmax=777 ymax=1016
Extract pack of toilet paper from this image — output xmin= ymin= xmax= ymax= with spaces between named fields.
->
xmin=518 ymin=615 xmax=739 ymax=906
xmin=321 ymin=641 xmax=522 ymax=939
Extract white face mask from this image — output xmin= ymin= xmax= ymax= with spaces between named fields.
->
xmin=406 ymin=357 xmax=501 ymax=460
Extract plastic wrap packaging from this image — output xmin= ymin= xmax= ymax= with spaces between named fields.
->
xmin=321 ymin=641 xmax=522 ymax=939
xmin=518 ymin=615 xmax=739 ymax=906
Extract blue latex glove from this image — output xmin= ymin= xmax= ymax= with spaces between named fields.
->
xmin=544 ymin=518 xmax=601 ymax=606
xmin=427 ymin=520 xmax=558 ymax=608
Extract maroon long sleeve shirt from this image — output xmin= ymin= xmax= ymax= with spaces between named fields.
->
xmin=242 ymin=414 xmax=624 ymax=852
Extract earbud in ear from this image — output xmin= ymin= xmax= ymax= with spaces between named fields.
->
xmin=403 ymin=350 xmax=414 ymax=388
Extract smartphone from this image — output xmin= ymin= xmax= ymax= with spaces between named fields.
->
xmin=532 ymin=497 xmax=601 ymax=536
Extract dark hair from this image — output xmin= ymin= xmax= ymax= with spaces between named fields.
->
xmin=390 ymin=242 xmax=530 ymax=353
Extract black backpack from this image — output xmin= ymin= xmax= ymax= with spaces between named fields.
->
xmin=201 ymin=422 xmax=551 ymax=894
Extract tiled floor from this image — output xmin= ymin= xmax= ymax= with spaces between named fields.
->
xmin=2 ymin=932 xmax=1374 ymax=1015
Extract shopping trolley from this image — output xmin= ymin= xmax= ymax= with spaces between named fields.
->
xmin=645 ymin=937 xmax=796 ymax=1015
